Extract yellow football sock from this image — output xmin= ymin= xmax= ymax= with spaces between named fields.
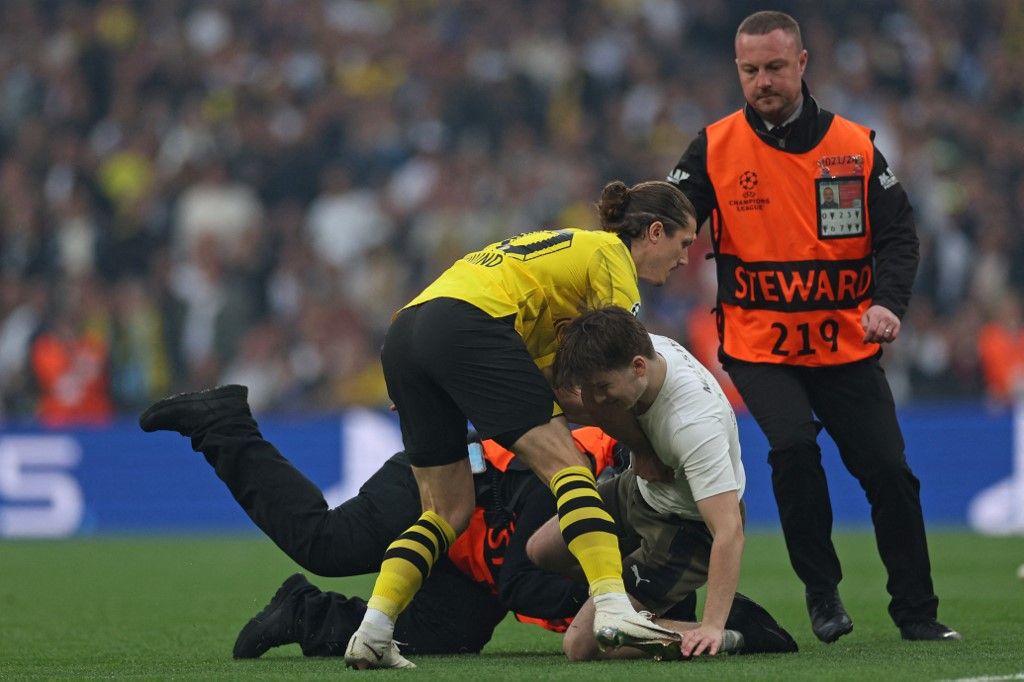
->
xmin=366 ymin=510 xmax=456 ymax=619
xmin=550 ymin=465 xmax=626 ymax=596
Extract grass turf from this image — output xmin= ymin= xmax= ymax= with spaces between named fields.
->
xmin=2 ymin=531 xmax=1022 ymax=680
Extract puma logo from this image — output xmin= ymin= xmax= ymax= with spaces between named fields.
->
xmin=631 ymin=564 xmax=651 ymax=586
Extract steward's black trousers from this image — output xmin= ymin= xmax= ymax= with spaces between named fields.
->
xmin=191 ymin=418 xmax=506 ymax=654
xmin=276 ymin=559 xmax=504 ymax=656
xmin=725 ymin=356 xmax=939 ymax=626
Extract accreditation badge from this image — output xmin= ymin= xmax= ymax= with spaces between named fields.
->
xmin=815 ymin=176 xmax=865 ymax=239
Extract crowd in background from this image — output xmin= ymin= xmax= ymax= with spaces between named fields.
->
xmin=0 ymin=0 xmax=1022 ymax=425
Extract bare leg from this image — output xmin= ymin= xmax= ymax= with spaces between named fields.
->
xmin=410 ymin=458 xmax=476 ymax=531
xmin=532 ymin=517 xmax=705 ymax=663
xmin=513 ymin=418 xmax=627 ymax=594
xmin=510 ymin=417 xmax=590 ymax=481
xmin=513 ymin=417 xmax=679 ymax=648
xmin=525 ymin=511 xmax=585 ymax=581
xmin=563 ymin=596 xmax=699 ymax=661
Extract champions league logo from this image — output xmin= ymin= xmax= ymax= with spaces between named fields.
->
xmin=728 ymin=170 xmax=769 ymax=211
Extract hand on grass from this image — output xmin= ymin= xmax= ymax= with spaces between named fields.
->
xmin=681 ymin=624 xmax=724 ymax=657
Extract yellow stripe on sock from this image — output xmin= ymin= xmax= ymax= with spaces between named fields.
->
xmin=550 ymin=465 xmax=595 ymax=488
xmin=557 ymin=486 xmax=604 ymax=504
xmin=589 ymin=575 xmax=627 ymax=596
xmin=558 ymin=506 xmax=615 ymax=532
xmin=549 ymin=464 xmax=626 ymax=599
xmin=367 ymin=511 xmax=456 ymax=619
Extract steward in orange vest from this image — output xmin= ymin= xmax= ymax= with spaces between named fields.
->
xmin=671 ymin=81 xmax=917 ymax=366
xmin=666 ymin=19 xmax=952 ymax=640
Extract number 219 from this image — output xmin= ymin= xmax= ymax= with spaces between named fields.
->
xmin=770 ymin=319 xmax=840 ymax=356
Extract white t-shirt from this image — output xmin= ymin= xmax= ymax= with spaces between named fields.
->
xmin=635 ymin=334 xmax=745 ymax=520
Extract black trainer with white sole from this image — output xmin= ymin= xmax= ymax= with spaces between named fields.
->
xmin=899 ymin=619 xmax=961 ymax=641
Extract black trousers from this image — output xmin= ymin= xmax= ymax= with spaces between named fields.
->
xmin=281 ymin=557 xmax=506 ymax=656
xmin=725 ymin=357 xmax=939 ymax=625
xmin=192 ymin=418 xmax=507 ymax=654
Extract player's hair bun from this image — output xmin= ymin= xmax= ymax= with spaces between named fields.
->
xmin=597 ymin=180 xmax=630 ymax=225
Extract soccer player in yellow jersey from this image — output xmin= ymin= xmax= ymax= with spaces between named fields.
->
xmin=344 ymin=179 xmax=698 ymax=669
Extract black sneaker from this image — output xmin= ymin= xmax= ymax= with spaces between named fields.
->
xmin=899 ymin=619 xmax=962 ymax=641
xmin=806 ymin=589 xmax=853 ymax=643
xmin=233 ymin=573 xmax=312 ymax=659
xmin=139 ymin=385 xmax=249 ymax=436
xmin=726 ymin=592 xmax=799 ymax=654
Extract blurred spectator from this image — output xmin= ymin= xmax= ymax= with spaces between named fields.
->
xmin=305 ymin=163 xmax=395 ymax=269
xmin=978 ymin=292 xmax=1024 ymax=404
xmin=219 ymin=319 xmax=292 ymax=412
xmin=29 ymin=280 xmax=113 ymax=427
xmin=108 ymin=276 xmax=173 ymax=412
xmin=0 ymin=277 xmax=49 ymax=419
xmin=174 ymin=158 xmax=264 ymax=258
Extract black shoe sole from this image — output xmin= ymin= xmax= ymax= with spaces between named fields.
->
xmin=901 ymin=633 xmax=962 ymax=641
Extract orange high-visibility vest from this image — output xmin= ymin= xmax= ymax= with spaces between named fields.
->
xmin=705 ymin=111 xmax=879 ymax=366
xmin=447 ymin=427 xmax=616 ymax=633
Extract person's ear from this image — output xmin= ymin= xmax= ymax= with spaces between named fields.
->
xmin=648 ymin=221 xmax=664 ymax=242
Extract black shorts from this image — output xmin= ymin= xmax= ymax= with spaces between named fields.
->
xmin=381 ymin=298 xmax=555 ymax=467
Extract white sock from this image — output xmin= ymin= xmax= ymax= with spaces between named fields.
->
xmin=360 ymin=608 xmax=395 ymax=640
xmin=592 ymin=592 xmax=635 ymax=614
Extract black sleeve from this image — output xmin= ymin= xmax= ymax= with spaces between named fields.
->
xmin=867 ymin=144 xmax=920 ymax=319
xmin=666 ymin=130 xmax=718 ymax=231
xmin=496 ymin=476 xmax=589 ymax=620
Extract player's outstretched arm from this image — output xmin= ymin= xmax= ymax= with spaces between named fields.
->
xmin=682 ymin=490 xmax=744 ymax=657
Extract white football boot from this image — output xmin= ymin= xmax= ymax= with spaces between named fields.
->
xmin=344 ymin=629 xmax=415 ymax=670
xmin=593 ymin=599 xmax=683 ymax=661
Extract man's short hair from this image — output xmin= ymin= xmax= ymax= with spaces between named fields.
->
xmin=736 ymin=11 xmax=803 ymax=51
xmin=554 ymin=307 xmax=655 ymax=388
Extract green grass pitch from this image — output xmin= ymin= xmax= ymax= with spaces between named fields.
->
xmin=2 ymin=531 xmax=1022 ymax=680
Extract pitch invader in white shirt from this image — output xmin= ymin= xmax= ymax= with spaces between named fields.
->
xmin=532 ymin=306 xmax=749 ymax=661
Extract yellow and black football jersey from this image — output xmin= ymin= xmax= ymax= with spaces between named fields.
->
xmin=404 ymin=228 xmax=640 ymax=369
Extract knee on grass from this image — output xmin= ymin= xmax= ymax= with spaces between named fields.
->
xmin=562 ymin=626 xmax=600 ymax=662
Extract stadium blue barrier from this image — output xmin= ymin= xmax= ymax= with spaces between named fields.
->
xmin=0 ymin=404 xmax=1012 ymax=537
